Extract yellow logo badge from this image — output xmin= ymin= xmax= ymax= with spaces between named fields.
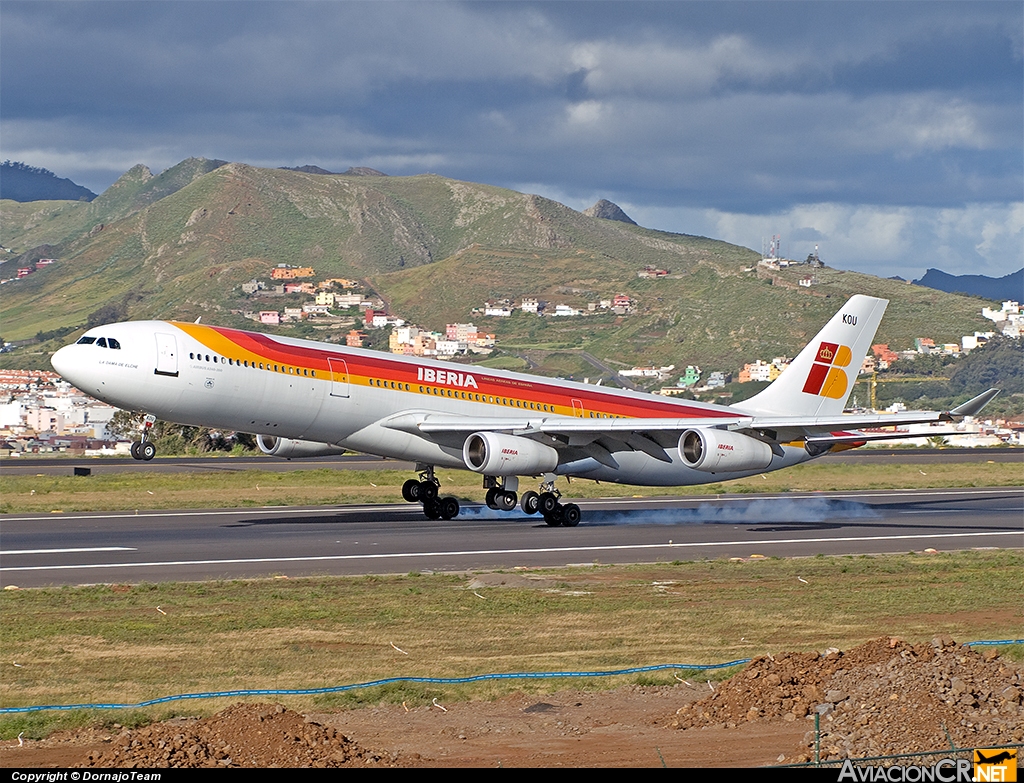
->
xmin=975 ymin=748 xmax=1017 ymax=782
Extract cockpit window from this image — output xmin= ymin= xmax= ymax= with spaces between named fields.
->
xmin=96 ymin=337 xmax=108 ymax=348
xmin=108 ymin=338 xmax=121 ymax=350
xmin=76 ymin=336 xmax=96 ymax=345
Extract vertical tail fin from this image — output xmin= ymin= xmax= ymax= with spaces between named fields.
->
xmin=736 ymin=295 xmax=887 ymax=417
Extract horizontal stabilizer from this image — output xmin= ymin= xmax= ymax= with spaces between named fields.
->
xmin=949 ymin=388 xmax=999 ymax=417
xmin=805 ymin=430 xmax=960 ymax=447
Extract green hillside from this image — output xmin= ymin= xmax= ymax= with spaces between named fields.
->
xmin=377 ymin=245 xmax=992 ymax=372
xmin=0 ymin=159 xmax=999 ymax=385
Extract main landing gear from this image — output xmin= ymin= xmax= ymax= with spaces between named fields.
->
xmin=520 ymin=477 xmax=581 ymax=527
xmin=488 ymin=475 xmax=581 ymax=527
xmin=402 ymin=464 xmax=461 ymax=520
xmin=484 ymin=475 xmax=519 ymax=512
xmin=129 ymin=414 xmax=158 ymax=461
xmin=399 ymin=469 xmax=581 ymax=526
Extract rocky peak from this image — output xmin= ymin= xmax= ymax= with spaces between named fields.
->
xmin=583 ymin=199 xmax=637 ymax=225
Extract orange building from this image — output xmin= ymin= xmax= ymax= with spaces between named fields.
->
xmin=270 ymin=266 xmax=315 ymax=280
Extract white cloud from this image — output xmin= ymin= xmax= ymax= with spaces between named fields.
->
xmin=565 ymin=100 xmax=607 ymax=126
xmin=574 ymin=34 xmax=816 ymax=97
xmin=837 ymin=95 xmax=997 ymax=154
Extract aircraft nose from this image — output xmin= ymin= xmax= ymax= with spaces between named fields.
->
xmin=51 ymin=343 xmax=84 ymax=386
xmin=51 ymin=344 xmax=73 ymax=377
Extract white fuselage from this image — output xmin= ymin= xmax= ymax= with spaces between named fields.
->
xmin=51 ymin=320 xmax=818 ymax=485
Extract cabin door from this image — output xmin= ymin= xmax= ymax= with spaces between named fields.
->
xmin=327 ymin=357 xmax=350 ymax=397
xmin=154 ymin=333 xmax=179 ymax=377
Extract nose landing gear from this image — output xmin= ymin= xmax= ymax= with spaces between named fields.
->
xmin=130 ymin=414 xmax=158 ymax=461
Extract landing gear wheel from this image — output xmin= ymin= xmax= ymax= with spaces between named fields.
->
xmin=543 ymin=504 xmax=564 ymax=527
xmin=130 ymin=441 xmax=141 ymax=460
xmin=419 ymin=481 xmax=438 ymax=502
xmin=485 ymin=487 xmax=500 ymax=510
xmin=402 ymin=479 xmax=421 ymax=503
xmin=561 ymin=503 xmax=581 ymax=527
xmin=439 ymin=496 xmax=460 ymax=520
xmin=539 ymin=492 xmax=559 ymax=516
xmin=521 ymin=490 xmax=540 ymax=515
xmin=498 ymin=490 xmax=518 ymax=512
xmin=423 ymin=498 xmax=442 ymax=520
xmin=140 ymin=442 xmax=156 ymax=461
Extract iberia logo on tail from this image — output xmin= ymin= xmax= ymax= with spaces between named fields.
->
xmin=802 ymin=341 xmax=853 ymax=399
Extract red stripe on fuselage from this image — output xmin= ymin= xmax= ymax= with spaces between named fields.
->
xmin=190 ymin=323 xmax=736 ymax=420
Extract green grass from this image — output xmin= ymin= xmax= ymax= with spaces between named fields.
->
xmin=0 ymin=461 xmax=1020 ymax=513
xmin=1 ymin=551 xmax=1019 ymax=732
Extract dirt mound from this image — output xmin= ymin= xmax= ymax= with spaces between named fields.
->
xmin=79 ymin=703 xmax=394 ymax=768
xmin=4 ymin=637 xmax=1020 ymax=768
xmin=671 ymin=637 xmax=1023 ymax=761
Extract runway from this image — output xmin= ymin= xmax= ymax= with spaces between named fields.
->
xmin=2 ymin=487 xmax=1020 ymax=587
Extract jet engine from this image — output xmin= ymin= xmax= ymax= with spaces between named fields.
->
xmin=256 ymin=434 xmax=347 ymax=459
xmin=463 ymin=432 xmax=559 ymax=476
xmin=678 ymin=428 xmax=773 ymax=473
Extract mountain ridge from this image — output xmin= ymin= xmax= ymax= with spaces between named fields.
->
xmin=0 ymin=159 xmax=997 ymax=380
xmin=913 ymin=268 xmax=1023 ymax=301
xmin=0 ymin=161 xmax=97 ymax=203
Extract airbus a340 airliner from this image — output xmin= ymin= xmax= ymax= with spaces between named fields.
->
xmin=51 ymin=295 xmax=996 ymax=526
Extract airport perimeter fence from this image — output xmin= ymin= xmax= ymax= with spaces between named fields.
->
xmin=2 ymin=638 xmax=1019 ymax=716
xmin=778 ymin=741 xmax=1024 ymax=770
xmin=0 ymin=660 xmax=752 ymax=713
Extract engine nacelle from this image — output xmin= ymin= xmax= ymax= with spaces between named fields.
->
xmin=463 ymin=432 xmax=559 ymax=476
xmin=256 ymin=434 xmax=347 ymax=459
xmin=678 ymin=428 xmax=773 ymax=473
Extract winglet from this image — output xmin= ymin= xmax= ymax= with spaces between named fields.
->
xmin=949 ymin=388 xmax=999 ymax=417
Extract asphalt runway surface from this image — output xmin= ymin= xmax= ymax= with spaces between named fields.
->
xmin=2 ymin=447 xmax=1021 ymax=476
xmin=2 ymin=487 xmax=1020 ymax=587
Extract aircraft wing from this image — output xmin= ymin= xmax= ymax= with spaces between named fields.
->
xmin=381 ymin=388 xmax=997 ymax=459
xmin=383 ymin=412 xmax=752 ymax=464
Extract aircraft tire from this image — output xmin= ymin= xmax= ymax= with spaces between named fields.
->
xmin=419 ymin=481 xmax=438 ymax=502
xmin=520 ymin=491 xmax=540 ymax=515
xmin=423 ymin=498 xmax=442 ymax=520
xmin=140 ymin=442 xmax=156 ymax=461
xmin=543 ymin=505 xmax=564 ymax=526
xmin=561 ymin=503 xmax=581 ymax=527
xmin=485 ymin=487 xmax=500 ymax=510
xmin=498 ymin=490 xmax=517 ymax=512
xmin=440 ymin=496 xmax=460 ymax=520
xmin=402 ymin=479 xmax=421 ymax=503
xmin=130 ymin=441 xmax=142 ymax=460
xmin=539 ymin=492 xmax=559 ymax=515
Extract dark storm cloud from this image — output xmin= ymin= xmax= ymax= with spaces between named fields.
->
xmin=1 ymin=1 xmax=1020 ymax=276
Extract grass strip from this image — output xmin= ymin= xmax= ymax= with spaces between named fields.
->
xmin=2 ymin=550 xmax=1021 ymax=738
xmin=1 ymin=462 xmax=1020 ymax=513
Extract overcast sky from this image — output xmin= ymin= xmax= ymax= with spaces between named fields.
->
xmin=2 ymin=1 xmax=1021 ymax=280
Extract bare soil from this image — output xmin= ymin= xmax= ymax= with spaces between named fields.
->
xmin=3 ymin=637 xmax=1020 ymax=768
